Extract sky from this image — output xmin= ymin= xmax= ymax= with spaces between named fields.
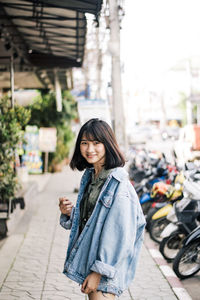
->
xmin=121 ymin=0 xmax=200 ymax=86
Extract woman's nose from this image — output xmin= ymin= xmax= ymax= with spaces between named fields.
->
xmin=87 ymin=143 xmax=94 ymax=152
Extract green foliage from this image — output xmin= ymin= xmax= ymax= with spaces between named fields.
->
xmin=27 ymin=90 xmax=78 ymax=169
xmin=0 ymin=96 xmax=30 ymax=201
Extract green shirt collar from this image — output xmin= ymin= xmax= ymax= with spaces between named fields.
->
xmin=91 ymin=167 xmax=112 ymax=184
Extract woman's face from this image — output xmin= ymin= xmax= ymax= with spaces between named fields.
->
xmin=80 ymin=135 xmax=106 ymax=169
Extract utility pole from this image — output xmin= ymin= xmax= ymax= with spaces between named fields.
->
xmin=160 ymin=92 xmax=167 ymax=129
xmin=96 ymin=26 xmax=102 ymax=99
xmin=186 ymin=60 xmax=193 ymax=124
xmin=108 ymin=0 xmax=127 ymax=152
xmin=54 ymin=69 xmax=62 ymax=112
xmin=197 ymin=104 xmax=200 ymax=125
xmin=10 ymin=55 xmax=14 ymax=108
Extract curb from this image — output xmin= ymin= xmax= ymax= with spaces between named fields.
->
xmin=144 ymin=237 xmax=192 ymax=300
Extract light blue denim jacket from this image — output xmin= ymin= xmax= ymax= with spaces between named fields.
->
xmin=60 ymin=167 xmax=146 ymax=296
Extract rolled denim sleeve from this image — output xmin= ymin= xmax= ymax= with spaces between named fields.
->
xmin=60 ymin=206 xmax=75 ymax=230
xmin=90 ymin=182 xmax=145 ymax=279
xmin=90 ymin=260 xmax=116 ymax=278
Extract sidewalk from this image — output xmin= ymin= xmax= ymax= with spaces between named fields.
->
xmin=5 ymin=172 xmax=51 ymax=237
xmin=0 ymin=166 xmax=192 ymax=300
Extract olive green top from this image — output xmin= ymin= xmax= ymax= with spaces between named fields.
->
xmin=79 ymin=167 xmax=112 ymax=233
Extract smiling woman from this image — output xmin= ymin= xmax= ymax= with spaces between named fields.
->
xmin=80 ymin=138 xmax=106 ymax=177
xmin=59 ymin=118 xmax=146 ymax=299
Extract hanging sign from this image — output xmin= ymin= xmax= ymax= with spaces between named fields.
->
xmin=39 ymin=127 xmax=57 ymax=153
xmin=22 ymin=125 xmax=43 ymax=174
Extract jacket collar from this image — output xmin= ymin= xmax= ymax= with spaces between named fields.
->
xmin=110 ymin=167 xmax=128 ymax=182
xmin=85 ymin=167 xmax=128 ymax=183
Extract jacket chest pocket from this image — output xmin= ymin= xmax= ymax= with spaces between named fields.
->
xmin=100 ymin=180 xmax=119 ymax=208
xmin=100 ymin=194 xmax=113 ymax=208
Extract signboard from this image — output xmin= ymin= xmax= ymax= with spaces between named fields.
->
xmin=77 ymin=99 xmax=112 ymax=126
xmin=39 ymin=127 xmax=57 ymax=153
xmin=22 ymin=125 xmax=43 ymax=174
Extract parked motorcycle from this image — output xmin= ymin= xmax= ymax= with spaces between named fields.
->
xmin=159 ymin=197 xmax=200 ymax=261
xmin=159 ymin=180 xmax=200 ymax=261
xmin=140 ymin=161 xmax=179 ymax=215
xmin=146 ymin=172 xmax=185 ymax=243
xmin=139 ymin=169 xmax=169 ymax=215
xmin=173 ymin=225 xmax=200 ymax=279
xmin=147 ymin=169 xmax=200 ymax=243
xmin=129 ymin=150 xmax=171 ymax=215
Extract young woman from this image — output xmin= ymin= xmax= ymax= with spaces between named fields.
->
xmin=59 ymin=118 xmax=146 ymax=300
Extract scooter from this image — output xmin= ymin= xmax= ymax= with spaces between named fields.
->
xmin=159 ymin=179 xmax=200 ymax=261
xmin=138 ymin=169 xmax=169 ymax=215
xmin=139 ymin=161 xmax=178 ymax=215
xmin=130 ymin=160 xmax=170 ymax=215
xmin=172 ymin=225 xmax=200 ymax=279
xmin=146 ymin=169 xmax=200 ymax=243
xmin=159 ymin=197 xmax=200 ymax=261
xmin=146 ymin=172 xmax=185 ymax=243
xmin=129 ymin=150 xmax=178 ymax=215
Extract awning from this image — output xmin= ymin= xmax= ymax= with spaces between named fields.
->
xmin=0 ymin=0 xmax=103 ymax=89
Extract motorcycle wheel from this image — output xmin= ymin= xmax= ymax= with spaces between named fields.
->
xmin=159 ymin=231 xmax=186 ymax=262
xmin=149 ymin=217 xmax=170 ymax=243
xmin=145 ymin=207 xmax=159 ymax=231
xmin=173 ymin=239 xmax=200 ymax=279
xmin=141 ymin=201 xmax=152 ymax=216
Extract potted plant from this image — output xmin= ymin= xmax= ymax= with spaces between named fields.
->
xmin=0 ymin=96 xmax=30 ymax=237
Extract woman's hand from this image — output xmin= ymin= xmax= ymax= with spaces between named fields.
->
xmin=59 ymin=197 xmax=73 ymax=217
xmin=81 ymin=272 xmax=102 ymax=294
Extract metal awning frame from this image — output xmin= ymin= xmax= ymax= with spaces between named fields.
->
xmin=0 ymin=2 xmax=87 ymax=66
xmin=0 ymin=0 xmax=102 ymax=91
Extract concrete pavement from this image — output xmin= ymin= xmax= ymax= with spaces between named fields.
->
xmin=0 ymin=166 xmax=192 ymax=299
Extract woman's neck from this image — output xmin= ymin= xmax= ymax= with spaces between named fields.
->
xmin=94 ymin=165 xmax=103 ymax=178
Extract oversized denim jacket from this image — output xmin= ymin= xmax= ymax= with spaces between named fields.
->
xmin=60 ymin=167 xmax=146 ymax=296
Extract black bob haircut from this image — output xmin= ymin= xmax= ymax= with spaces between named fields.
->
xmin=70 ymin=118 xmax=125 ymax=171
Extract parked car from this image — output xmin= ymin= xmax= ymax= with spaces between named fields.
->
xmin=161 ymin=126 xmax=180 ymax=141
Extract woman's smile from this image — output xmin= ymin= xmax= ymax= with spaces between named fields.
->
xmin=87 ymin=154 xmax=96 ymax=158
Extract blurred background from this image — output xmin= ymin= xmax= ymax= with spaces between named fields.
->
xmin=1 ymin=1 xmax=200 ymax=298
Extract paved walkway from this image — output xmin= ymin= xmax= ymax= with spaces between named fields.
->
xmin=0 ymin=166 xmax=192 ymax=299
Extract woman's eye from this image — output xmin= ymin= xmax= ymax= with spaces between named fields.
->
xmin=94 ymin=141 xmax=100 ymax=145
